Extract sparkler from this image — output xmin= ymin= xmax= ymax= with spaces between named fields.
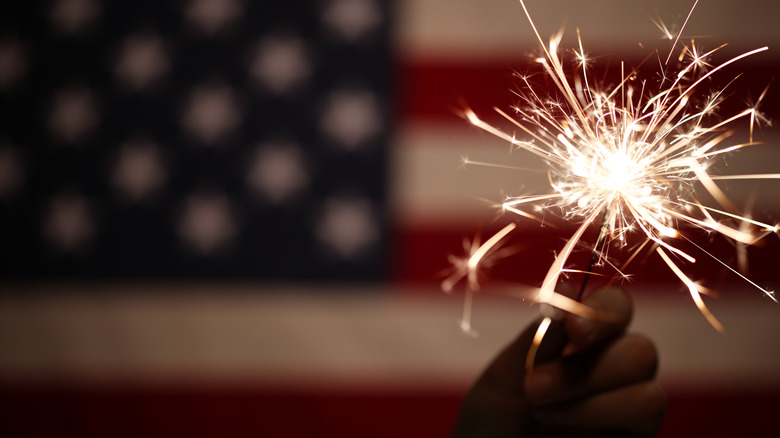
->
xmin=444 ymin=0 xmax=779 ymax=357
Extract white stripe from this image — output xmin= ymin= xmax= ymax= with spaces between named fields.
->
xmin=1 ymin=285 xmax=778 ymax=390
xmin=392 ymin=124 xmax=551 ymax=225
xmin=399 ymin=0 xmax=780 ymax=58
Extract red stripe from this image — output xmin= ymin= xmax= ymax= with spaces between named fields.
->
xmin=2 ymin=383 xmax=777 ymax=437
xmin=397 ymin=56 xmax=780 ymax=125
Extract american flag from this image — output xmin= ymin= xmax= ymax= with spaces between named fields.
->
xmin=1 ymin=1 xmax=779 ymax=437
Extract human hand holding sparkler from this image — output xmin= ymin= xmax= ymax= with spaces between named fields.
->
xmin=452 ymin=287 xmax=665 ymax=438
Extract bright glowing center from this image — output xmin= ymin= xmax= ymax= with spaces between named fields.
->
xmin=562 ymin=142 xmax=659 ymax=213
xmin=603 ymin=151 xmax=636 ymax=193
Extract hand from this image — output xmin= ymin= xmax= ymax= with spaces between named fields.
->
xmin=452 ymin=287 xmax=666 ymax=437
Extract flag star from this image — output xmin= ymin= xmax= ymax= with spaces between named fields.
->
xmin=316 ymin=196 xmax=379 ymax=258
xmin=0 ymin=145 xmax=23 ymax=199
xmin=181 ymin=84 xmax=240 ymax=144
xmin=320 ymin=89 xmax=382 ymax=150
xmin=322 ymin=0 xmax=382 ymax=42
xmin=111 ymin=140 xmax=167 ymax=202
xmin=48 ymin=87 xmax=99 ymax=143
xmin=114 ymin=33 xmax=170 ymax=90
xmin=0 ymin=38 xmax=28 ymax=91
xmin=178 ymin=192 xmax=236 ymax=254
xmin=49 ymin=0 xmax=100 ymax=35
xmin=246 ymin=142 xmax=308 ymax=203
xmin=249 ymin=36 xmax=311 ymax=95
xmin=44 ymin=193 xmax=95 ymax=252
xmin=185 ymin=0 xmax=242 ymax=35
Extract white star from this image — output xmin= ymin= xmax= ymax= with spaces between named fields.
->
xmin=178 ymin=192 xmax=236 ymax=254
xmin=114 ymin=33 xmax=169 ymax=90
xmin=44 ymin=193 xmax=95 ymax=252
xmin=246 ymin=142 xmax=308 ymax=203
xmin=322 ymin=0 xmax=382 ymax=42
xmin=320 ymin=89 xmax=382 ymax=150
xmin=49 ymin=0 xmax=100 ymax=35
xmin=111 ymin=140 xmax=167 ymax=202
xmin=249 ymin=36 xmax=311 ymax=95
xmin=181 ymin=84 xmax=240 ymax=144
xmin=0 ymin=145 xmax=23 ymax=199
xmin=0 ymin=38 xmax=28 ymax=91
xmin=185 ymin=0 xmax=242 ymax=35
xmin=48 ymin=87 xmax=99 ymax=143
xmin=316 ymin=196 xmax=378 ymax=258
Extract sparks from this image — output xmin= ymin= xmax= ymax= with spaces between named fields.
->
xmin=442 ymin=223 xmax=516 ymax=337
xmin=445 ymin=0 xmax=778 ymax=335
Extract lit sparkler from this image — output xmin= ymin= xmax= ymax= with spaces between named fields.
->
xmin=444 ymin=0 xmax=779 ymax=348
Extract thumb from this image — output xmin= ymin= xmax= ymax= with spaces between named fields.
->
xmin=469 ymin=283 xmax=579 ymax=396
xmin=453 ymin=315 xmax=569 ymax=437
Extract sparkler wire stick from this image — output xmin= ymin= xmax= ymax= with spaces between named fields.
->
xmin=578 ymin=209 xmax=610 ymax=300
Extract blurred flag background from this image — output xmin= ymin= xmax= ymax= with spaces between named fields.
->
xmin=1 ymin=0 xmax=779 ymax=436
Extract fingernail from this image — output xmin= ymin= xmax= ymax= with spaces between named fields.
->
xmin=525 ymin=371 xmax=553 ymax=402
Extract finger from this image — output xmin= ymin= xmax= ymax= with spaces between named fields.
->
xmin=533 ymin=381 xmax=666 ymax=434
xmin=565 ymin=286 xmax=632 ymax=349
xmin=525 ymin=333 xmax=658 ymax=405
